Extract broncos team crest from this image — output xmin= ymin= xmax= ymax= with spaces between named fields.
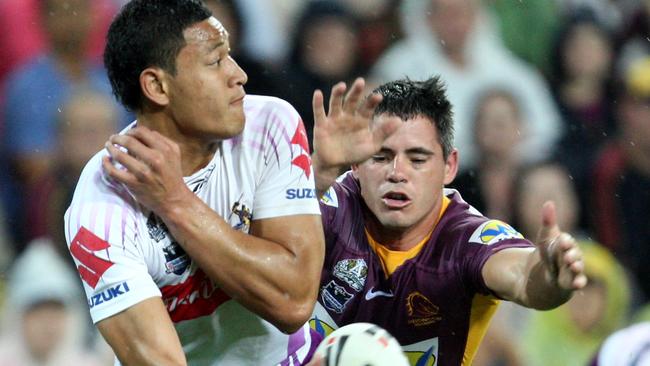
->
xmin=469 ymin=220 xmax=523 ymax=245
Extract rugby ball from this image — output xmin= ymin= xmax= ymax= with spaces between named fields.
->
xmin=312 ymin=323 xmax=409 ymax=366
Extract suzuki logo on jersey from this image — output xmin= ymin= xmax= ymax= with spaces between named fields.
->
xmin=88 ymin=282 xmax=130 ymax=308
xmin=290 ymin=121 xmax=312 ymax=178
xmin=286 ymin=188 xmax=316 ymax=199
xmin=70 ymin=227 xmax=114 ymax=289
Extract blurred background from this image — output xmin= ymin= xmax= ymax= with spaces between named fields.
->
xmin=0 ymin=0 xmax=648 ymax=365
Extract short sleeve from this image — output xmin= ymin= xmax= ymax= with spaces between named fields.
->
xmin=459 ymin=220 xmax=534 ymax=296
xmin=64 ymin=168 xmax=160 ymax=323
xmin=251 ymin=98 xmax=320 ymax=219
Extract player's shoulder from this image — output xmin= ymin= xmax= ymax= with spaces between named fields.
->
xmin=70 ymin=148 xmax=137 ymax=211
xmin=438 ymin=189 xmax=524 ymax=246
xmin=243 ymin=94 xmax=300 ymax=124
xmin=319 ymin=172 xmax=359 ymax=209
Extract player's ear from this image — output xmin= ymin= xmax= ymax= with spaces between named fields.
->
xmin=443 ymin=149 xmax=458 ymax=185
xmin=140 ymin=67 xmax=170 ymax=107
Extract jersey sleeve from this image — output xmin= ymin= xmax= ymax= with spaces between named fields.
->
xmin=459 ymin=219 xmax=534 ymax=297
xmin=64 ymin=164 xmax=160 ymax=323
xmin=251 ymin=97 xmax=320 ymax=219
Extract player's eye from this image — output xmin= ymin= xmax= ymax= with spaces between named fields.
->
xmin=372 ymin=155 xmax=389 ymax=163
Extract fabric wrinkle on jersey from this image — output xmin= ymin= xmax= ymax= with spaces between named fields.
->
xmin=311 ymin=173 xmax=534 ymax=366
xmin=64 ymin=95 xmax=321 ymax=366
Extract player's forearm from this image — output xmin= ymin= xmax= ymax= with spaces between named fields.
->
xmin=518 ymin=250 xmax=573 ymax=310
xmin=157 ymin=194 xmax=323 ymax=332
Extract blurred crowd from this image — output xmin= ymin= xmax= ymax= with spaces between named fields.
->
xmin=0 ymin=0 xmax=648 ymax=365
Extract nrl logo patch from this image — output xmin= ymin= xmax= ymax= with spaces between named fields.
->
xmin=333 ymin=258 xmax=368 ymax=292
xmin=319 ymin=187 xmax=339 ymax=208
xmin=469 ymin=220 xmax=523 ymax=245
xmin=321 ymin=280 xmax=353 ymax=314
xmin=163 ymin=241 xmax=190 ymax=275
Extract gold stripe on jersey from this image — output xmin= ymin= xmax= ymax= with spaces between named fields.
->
xmin=462 ymin=294 xmax=500 ymax=365
xmin=366 ymin=196 xmax=451 ymax=277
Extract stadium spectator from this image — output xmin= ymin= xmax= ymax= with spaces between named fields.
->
xmin=24 ymin=90 xmax=119 ymax=255
xmin=486 ymin=0 xmax=561 ymax=77
xmin=591 ymin=56 xmax=650 ymax=302
xmin=372 ymin=0 xmax=561 ymax=171
xmin=550 ymin=11 xmax=616 ymax=233
xmin=1 ymin=0 xmax=130 ymax=247
xmin=0 ymin=242 xmax=108 ymax=366
xmin=451 ymin=88 xmax=525 ymax=223
xmin=276 ymin=0 xmax=362 ymax=149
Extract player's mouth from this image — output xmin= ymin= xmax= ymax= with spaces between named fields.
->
xmin=382 ymin=191 xmax=411 ymax=209
xmin=230 ymin=94 xmax=245 ymax=105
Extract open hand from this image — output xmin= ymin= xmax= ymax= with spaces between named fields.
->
xmin=535 ymin=201 xmax=588 ymax=290
xmin=102 ymin=125 xmax=191 ymax=214
xmin=312 ymin=78 xmax=399 ymax=170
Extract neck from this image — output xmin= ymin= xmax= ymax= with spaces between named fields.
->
xmin=365 ymin=196 xmax=442 ymax=251
xmin=137 ymin=112 xmax=218 ymax=176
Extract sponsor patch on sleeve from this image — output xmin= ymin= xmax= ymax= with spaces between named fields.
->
xmin=468 ymin=220 xmax=523 ymax=245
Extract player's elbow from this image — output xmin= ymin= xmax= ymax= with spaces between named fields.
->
xmin=272 ymin=299 xmax=315 ymax=334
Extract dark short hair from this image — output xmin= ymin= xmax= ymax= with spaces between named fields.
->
xmin=104 ymin=0 xmax=212 ymax=112
xmin=372 ymin=76 xmax=455 ymax=159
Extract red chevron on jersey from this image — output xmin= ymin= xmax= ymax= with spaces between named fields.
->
xmin=291 ymin=119 xmax=310 ymax=154
xmin=291 ymin=121 xmax=312 ymax=178
xmin=70 ymin=227 xmax=114 ymax=289
xmin=161 ymin=269 xmax=231 ymax=323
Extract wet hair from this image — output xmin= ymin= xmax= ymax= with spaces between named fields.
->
xmin=372 ymin=76 xmax=455 ymax=158
xmin=104 ymin=0 xmax=212 ymax=111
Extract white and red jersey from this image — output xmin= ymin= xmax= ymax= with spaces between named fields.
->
xmin=64 ymin=95 xmax=321 ymax=365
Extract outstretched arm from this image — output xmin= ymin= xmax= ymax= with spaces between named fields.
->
xmin=482 ymin=201 xmax=587 ymax=310
xmin=311 ymin=78 xmax=399 ymax=197
xmin=103 ymin=128 xmax=324 ymax=333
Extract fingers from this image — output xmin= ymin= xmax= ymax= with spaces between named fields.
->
xmin=342 ymin=78 xmax=365 ymax=114
xmin=358 ymin=92 xmax=383 ymax=120
xmin=102 ymin=155 xmax=138 ymax=185
xmin=555 ymin=234 xmax=588 ymax=290
xmin=105 ymin=140 xmax=151 ymax=181
xmin=541 ymin=200 xmax=557 ymax=228
xmin=536 ymin=200 xmax=561 ymax=248
xmin=371 ymin=113 xmax=400 ymax=146
xmin=312 ymin=89 xmax=326 ymax=126
xmin=328 ymin=82 xmax=347 ymax=117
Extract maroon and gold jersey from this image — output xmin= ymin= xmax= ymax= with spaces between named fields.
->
xmin=310 ymin=173 xmax=533 ymax=366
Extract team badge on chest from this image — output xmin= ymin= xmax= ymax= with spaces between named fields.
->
xmin=333 ymin=258 xmax=368 ymax=292
xmin=148 ymin=213 xmax=190 ymax=275
xmin=321 ymin=280 xmax=353 ymax=314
